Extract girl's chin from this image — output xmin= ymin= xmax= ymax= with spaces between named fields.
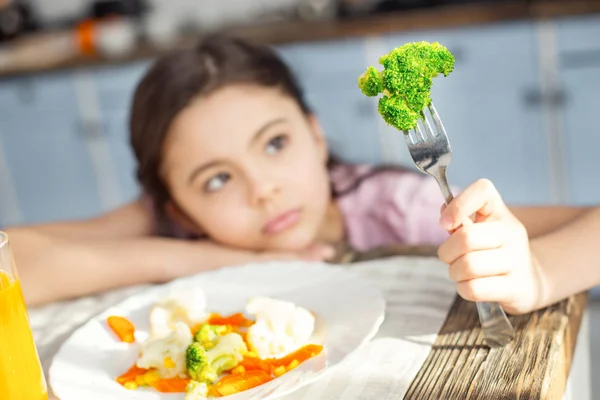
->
xmin=262 ymin=231 xmax=319 ymax=253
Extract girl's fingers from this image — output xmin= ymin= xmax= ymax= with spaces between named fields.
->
xmin=447 ymin=248 xmax=511 ymax=283
xmin=300 ymin=243 xmax=336 ymax=261
xmin=456 ymin=275 xmax=514 ymax=304
xmin=438 ymin=221 xmax=508 ymax=265
xmin=440 ymin=179 xmax=507 ymax=231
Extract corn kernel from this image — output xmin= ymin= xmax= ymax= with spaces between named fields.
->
xmin=287 ymin=359 xmax=300 ymax=371
xmin=231 ymin=365 xmax=245 ymax=375
xmin=163 ymin=356 xmax=176 ymax=369
xmin=203 ymin=341 xmax=215 ymax=350
xmin=274 ymin=366 xmax=286 ymax=377
xmin=143 ymin=370 xmax=160 ymax=384
xmin=243 ymin=351 xmax=258 ymax=358
xmin=124 ymin=381 xmax=138 ymax=390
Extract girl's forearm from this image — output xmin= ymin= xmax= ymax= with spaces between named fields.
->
xmin=6 ymin=228 xmax=217 ymax=305
xmin=509 ymin=205 xmax=591 ymax=238
xmin=530 ymin=206 xmax=600 ymax=308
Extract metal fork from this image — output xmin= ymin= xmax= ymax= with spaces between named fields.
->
xmin=402 ymin=102 xmax=515 ymax=348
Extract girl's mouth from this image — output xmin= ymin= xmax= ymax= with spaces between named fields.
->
xmin=262 ymin=208 xmax=302 ymax=236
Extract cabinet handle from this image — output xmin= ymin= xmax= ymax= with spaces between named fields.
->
xmin=561 ymin=49 xmax=600 ymax=69
xmin=77 ymin=119 xmax=105 ymax=139
xmin=522 ymin=87 xmax=567 ymax=108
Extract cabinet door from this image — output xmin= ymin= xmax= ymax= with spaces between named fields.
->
xmin=0 ymin=74 xmax=101 ymax=223
xmin=380 ymin=22 xmax=551 ymax=205
xmin=102 ymin=109 xmax=140 ymax=203
xmin=92 ymin=62 xmax=150 ymax=204
xmin=276 ymin=39 xmax=382 ymax=164
xmin=556 ymin=15 xmax=600 ymax=205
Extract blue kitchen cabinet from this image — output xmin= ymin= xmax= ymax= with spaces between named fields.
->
xmin=90 ymin=61 xmax=150 ymax=205
xmin=0 ymin=73 xmax=101 ymax=224
xmin=555 ymin=14 xmax=600 ymax=206
xmin=101 ymin=108 xmax=141 ymax=203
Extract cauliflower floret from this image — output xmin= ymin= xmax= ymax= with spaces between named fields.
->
xmin=150 ymin=289 xmax=208 ymax=339
xmin=246 ymin=297 xmax=315 ymax=359
xmin=185 ymin=380 xmax=209 ymax=400
xmin=137 ymin=321 xmax=193 ymax=378
xmin=186 ymin=332 xmax=247 ymax=384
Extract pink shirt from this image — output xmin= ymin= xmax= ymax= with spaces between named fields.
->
xmin=331 ymin=164 xmax=451 ymax=251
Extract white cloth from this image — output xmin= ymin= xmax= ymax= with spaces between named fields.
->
xmin=29 ymin=256 xmax=456 ymax=399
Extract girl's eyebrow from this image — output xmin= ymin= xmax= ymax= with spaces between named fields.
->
xmin=187 ymin=118 xmax=287 ymax=185
xmin=188 ymin=160 xmax=222 ymax=186
xmin=249 ymin=117 xmax=286 ymax=148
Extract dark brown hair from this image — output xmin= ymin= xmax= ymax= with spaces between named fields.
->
xmin=130 ymin=35 xmax=313 ymax=235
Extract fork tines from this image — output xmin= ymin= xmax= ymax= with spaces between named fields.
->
xmin=403 ymin=102 xmax=448 ymax=145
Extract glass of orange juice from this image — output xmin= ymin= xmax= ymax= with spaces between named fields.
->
xmin=0 ymin=231 xmax=48 ymax=399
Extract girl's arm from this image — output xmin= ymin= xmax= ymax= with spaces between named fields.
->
xmin=5 ymin=201 xmax=324 ymax=306
xmin=528 ymin=206 xmax=600 ymax=308
xmin=509 ymin=205 xmax=592 ymax=238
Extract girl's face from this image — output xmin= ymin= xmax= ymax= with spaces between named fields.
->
xmin=161 ymin=84 xmax=332 ymax=251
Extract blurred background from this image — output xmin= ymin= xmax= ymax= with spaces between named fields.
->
xmin=0 ymin=0 xmax=599 ymax=391
xmin=0 ymin=0 xmax=599 ymax=226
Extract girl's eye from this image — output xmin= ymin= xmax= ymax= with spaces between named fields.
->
xmin=265 ymin=135 xmax=288 ymax=155
xmin=204 ymin=172 xmax=230 ymax=192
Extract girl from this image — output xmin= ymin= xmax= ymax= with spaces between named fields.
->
xmin=5 ymin=35 xmax=590 ymax=309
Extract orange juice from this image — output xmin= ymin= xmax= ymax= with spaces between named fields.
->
xmin=0 ymin=271 xmax=48 ymax=400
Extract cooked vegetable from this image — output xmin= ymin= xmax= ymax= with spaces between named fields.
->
xmin=358 ymin=41 xmax=455 ymax=131
xmin=107 ymin=315 xmax=135 ymax=343
xmin=186 ymin=332 xmax=248 ymax=384
xmin=137 ymin=322 xmax=193 ymax=378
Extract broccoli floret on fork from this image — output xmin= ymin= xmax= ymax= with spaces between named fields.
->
xmin=358 ymin=41 xmax=455 ymax=131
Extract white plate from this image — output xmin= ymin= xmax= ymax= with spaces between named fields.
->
xmin=49 ymin=261 xmax=385 ymax=400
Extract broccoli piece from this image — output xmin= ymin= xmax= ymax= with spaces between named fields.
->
xmin=185 ymin=380 xmax=209 ymax=400
xmin=358 ymin=66 xmax=383 ymax=97
xmin=358 ymin=41 xmax=455 ymax=131
xmin=185 ymin=332 xmax=248 ymax=384
xmin=194 ymin=323 xmax=227 ymax=344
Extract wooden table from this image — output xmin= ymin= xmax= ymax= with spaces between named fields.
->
xmin=337 ymin=244 xmax=591 ymax=400
xmin=40 ymin=245 xmax=589 ymax=399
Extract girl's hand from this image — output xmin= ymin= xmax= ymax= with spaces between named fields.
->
xmin=174 ymin=240 xmax=336 ymax=278
xmin=437 ymin=179 xmax=548 ymax=315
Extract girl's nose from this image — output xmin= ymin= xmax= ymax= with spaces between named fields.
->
xmin=249 ymin=175 xmax=280 ymax=206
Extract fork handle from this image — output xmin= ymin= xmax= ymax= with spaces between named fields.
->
xmin=430 ymin=167 xmax=455 ymax=205
xmin=431 ymin=168 xmax=515 ymax=347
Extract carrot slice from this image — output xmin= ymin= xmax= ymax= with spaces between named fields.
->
xmin=266 ymin=344 xmax=323 ymax=368
xmin=148 ymin=377 xmax=190 ymax=393
xmin=116 ymin=363 xmax=148 ymax=385
xmin=107 ymin=316 xmax=136 ymax=343
xmin=214 ymin=370 xmax=273 ymax=396
xmin=239 ymin=356 xmax=272 ymax=373
xmin=208 ymin=312 xmax=254 ymax=327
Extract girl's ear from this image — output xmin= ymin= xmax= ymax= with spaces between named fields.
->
xmin=165 ymin=201 xmax=205 ymax=236
xmin=307 ymin=114 xmax=329 ymax=163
